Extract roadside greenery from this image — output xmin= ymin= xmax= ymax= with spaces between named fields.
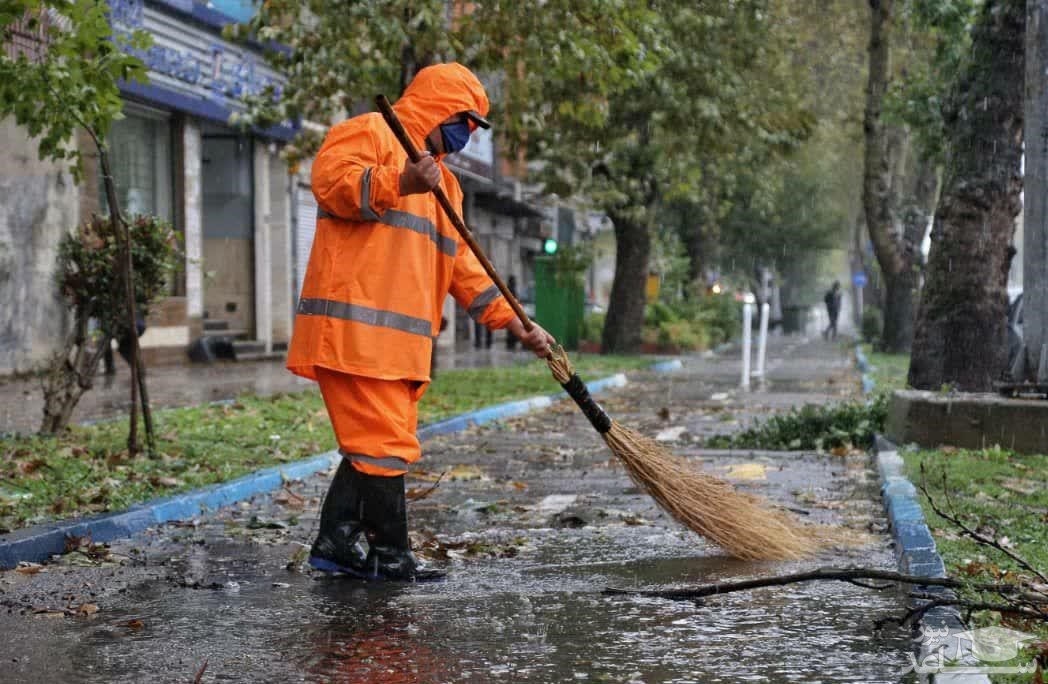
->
xmin=905 ymin=447 xmax=1048 ymax=661
xmin=706 ymin=394 xmax=888 ymax=452
xmin=0 ymin=356 xmax=650 ymax=532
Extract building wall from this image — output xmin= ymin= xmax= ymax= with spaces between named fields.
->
xmin=0 ymin=118 xmax=79 ymax=374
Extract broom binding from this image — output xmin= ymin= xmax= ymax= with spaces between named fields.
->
xmin=561 ymin=374 xmax=613 ymax=434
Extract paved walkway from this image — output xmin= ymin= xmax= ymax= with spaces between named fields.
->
xmin=0 ymin=344 xmax=530 ymax=435
xmin=0 ymin=336 xmax=914 ymax=683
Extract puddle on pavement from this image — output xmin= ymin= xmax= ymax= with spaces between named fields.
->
xmin=9 ymin=538 xmax=915 ymax=683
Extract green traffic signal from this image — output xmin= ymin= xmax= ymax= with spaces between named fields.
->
xmin=543 ymin=238 xmax=558 ymax=254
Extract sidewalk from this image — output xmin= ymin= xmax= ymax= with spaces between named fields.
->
xmin=0 ymin=336 xmax=912 ymax=683
xmin=0 ymin=343 xmax=529 ymax=435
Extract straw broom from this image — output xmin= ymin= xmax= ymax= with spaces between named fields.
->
xmin=376 ymin=96 xmax=816 ymax=561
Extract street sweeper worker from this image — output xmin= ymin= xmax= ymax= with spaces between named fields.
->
xmin=287 ymin=62 xmax=555 ymax=581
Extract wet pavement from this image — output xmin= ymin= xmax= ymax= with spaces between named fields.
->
xmin=0 ymin=337 xmax=917 ymax=683
xmin=0 ymin=343 xmax=529 ymax=435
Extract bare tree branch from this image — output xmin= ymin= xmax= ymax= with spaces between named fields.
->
xmin=918 ymin=463 xmax=1048 ymax=585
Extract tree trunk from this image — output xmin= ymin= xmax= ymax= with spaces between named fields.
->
xmin=602 ymin=212 xmax=651 ymax=354
xmin=1024 ymin=0 xmax=1048 ymax=379
xmin=39 ymin=313 xmax=110 ymax=435
xmin=863 ymin=0 xmax=916 ymax=353
xmin=909 ymin=0 xmax=1025 ymax=391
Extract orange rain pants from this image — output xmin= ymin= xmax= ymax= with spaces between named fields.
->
xmin=315 ymin=367 xmax=424 ymax=477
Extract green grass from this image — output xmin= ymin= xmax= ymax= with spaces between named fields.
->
xmin=861 ymin=343 xmax=910 ymax=392
xmin=0 ymin=354 xmax=651 ymax=533
xmin=903 ymin=447 xmax=1048 ymax=676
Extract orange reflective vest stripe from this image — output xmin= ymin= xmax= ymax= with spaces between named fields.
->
xmin=287 ymin=63 xmax=515 ymax=387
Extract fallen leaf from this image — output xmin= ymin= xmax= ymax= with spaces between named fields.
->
xmin=273 ymin=487 xmax=305 ymax=509
xmin=999 ymin=478 xmax=1038 ymax=496
xmin=447 ymin=465 xmax=486 ymax=481
xmin=150 ymin=476 xmax=183 ymax=488
xmin=15 ymin=562 xmax=44 ymax=575
xmin=511 ymin=481 xmax=528 ymax=491
xmin=126 ymin=619 xmax=145 ymax=630
xmin=655 ymin=426 xmax=687 ymax=442
xmin=723 ymin=463 xmax=767 ymax=480
xmin=76 ymin=603 xmax=99 ymax=615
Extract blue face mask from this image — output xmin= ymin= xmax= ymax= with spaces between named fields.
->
xmin=439 ymin=120 xmax=472 ymax=154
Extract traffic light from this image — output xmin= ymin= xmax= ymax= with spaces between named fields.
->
xmin=543 ymin=238 xmax=558 ymax=254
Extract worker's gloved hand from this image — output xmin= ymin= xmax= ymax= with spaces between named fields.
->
xmin=399 ymin=151 xmax=441 ymax=196
xmin=506 ymin=319 xmax=556 ymax=359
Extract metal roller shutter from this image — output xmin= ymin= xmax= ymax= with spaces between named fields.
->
xmin=294 ymin=183 xmax=317 ymax=299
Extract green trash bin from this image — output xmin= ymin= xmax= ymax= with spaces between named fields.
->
xmin=534 ymin=256 xmax=584 ymax=350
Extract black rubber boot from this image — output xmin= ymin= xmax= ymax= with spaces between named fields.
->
xmin=308 ymin=459 xmax=368 ymax=576
xmin=360 ymin=474 xmax=445 ymax=582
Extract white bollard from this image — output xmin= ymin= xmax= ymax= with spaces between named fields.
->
xmin=741 ymin=301 xmax=753 ymax=390
xmin=754 ymin=302 xmax=769 ymax=378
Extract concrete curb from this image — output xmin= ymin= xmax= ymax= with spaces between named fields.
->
xmin=0 ymin=359 xmax=681 ymax=568
xmin=874 ymin=437 xmax=990 ymax=684
xmin=858 ymin=350 xmax=989 ymax=682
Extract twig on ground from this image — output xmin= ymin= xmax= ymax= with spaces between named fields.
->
xmin=407 ymin=470 xmax=447 ymax=502
xmin=193 ymin=659 xmax=208 ymax=683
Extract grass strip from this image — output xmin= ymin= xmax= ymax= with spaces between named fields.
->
xmin=860 ymin=343 xmax=909 ymax=392
xmin=904 ymin=447 xmax=1048 ymax=677
xmin=0 ymin=354 xmax=652 ymax=533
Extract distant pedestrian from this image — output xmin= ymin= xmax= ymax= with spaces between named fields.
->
xmin=823 ymin=281 xmax=842 ymax=340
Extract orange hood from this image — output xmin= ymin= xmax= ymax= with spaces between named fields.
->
xmin=392 ymin=63 xmax=490 ymax=152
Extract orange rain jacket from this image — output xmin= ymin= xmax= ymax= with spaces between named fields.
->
xmin=287 ymin=63 xmax=516 ymax=390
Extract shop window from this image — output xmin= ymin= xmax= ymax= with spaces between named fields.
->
xmin=100 ymin=106 xmax=178 ymax=294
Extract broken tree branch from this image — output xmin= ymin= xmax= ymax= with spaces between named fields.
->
xmin=603 ymin=567 xmax=1041 ymax=601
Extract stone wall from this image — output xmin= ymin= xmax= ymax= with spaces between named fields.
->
xmin=0 ymin=118 xmax=79 ymax=375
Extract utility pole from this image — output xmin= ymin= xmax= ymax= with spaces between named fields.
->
xmin=1026 ymin=0 xmax=1048 ymax=381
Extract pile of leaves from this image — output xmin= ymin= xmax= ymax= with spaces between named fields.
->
xmin=707 ymin=394 xmax=888 ymax=451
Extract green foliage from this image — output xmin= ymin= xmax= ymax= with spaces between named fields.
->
xmin=0 ymin=1 xmax=152 ymax=179
xmin=550 ymin=243 xmax=595 ymax=288
xmin=709 ymin=394 xmax=889 ymax=451
xmin=0 ymin=355 xmax=650 ymax=531
xmin=657 ymin=320 xmax=709 ymax=351
xmin=861 ymin=307 xmax=884 ymax=344
xmin=695 ymin=293 xmax=742 ymax=347
xmin=57 ymin=215 xmax=182 ymax=332
xmin=581 ymin=312 xmax=606 ymax=344
xmin=645 ymin=301 xmax=679 ymax=328
xmin=885 ymin=0 xmax=980 ymax=162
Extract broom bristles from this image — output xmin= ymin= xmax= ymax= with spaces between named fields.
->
xmin=545 ymin=347 xmax=817 ymax=561
xmin=603 ymin=422 xmax=818 ymax=560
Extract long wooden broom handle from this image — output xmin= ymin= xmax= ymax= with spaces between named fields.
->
xmin=375 ymin=95 xmax=535 ymax=332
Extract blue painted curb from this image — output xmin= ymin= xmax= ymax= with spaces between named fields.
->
xmin=0 ymin=451 xmax=339 ymax=570
xmin=0 ymin=358 xmax=682 ymax=568
xmin=875 ymin=436 xmax=990 ymax=682
xmin=854 ymin=344 xmax=875 ymax=395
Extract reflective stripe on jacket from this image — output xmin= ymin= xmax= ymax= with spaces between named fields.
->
xmin=287 ymin=63 xmax=515 ymax=386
